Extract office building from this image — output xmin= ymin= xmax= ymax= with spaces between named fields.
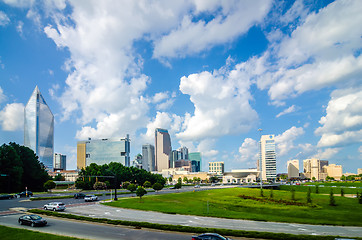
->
xmin=287 ymin=159 xmax=299 ymax=179
xmin=155 ymin=128 xmax=172 ymax=171
xmin=323 ymin=164 xmax=343 ymax=180
xmin=303 ymin=158 xmax=328 ymax=180
xmin=175 ymin=159 xmax=192 ymax=171
xmin=209 ymin=161 xmax=224 ymax=175
xmin=77 ymin=135 xmax=130 ymax=170
xmin=258 ymin=135 xmax=277 ymax=181
xmin=142 ymin=144 xmax=155 ymax=171
xmin=53 ymin=153 xmax=66 ymax=171
xmin=132 ymin=154 xmax=143 ymax=169
xmin=24 ymin=86 xmax=54 ymax=170
xmin=169 ymin=146 xmax=190 ymax=169
xmin=358 ymin=168 xmax=362 ymax=175
xmin=189 ymin=152 xmax=202 ymax=172
xmin=223 ymin=169 xmax=259 ymax=184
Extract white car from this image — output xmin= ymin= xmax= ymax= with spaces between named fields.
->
xmin=43 ymin=202 xmax=66 ymax=211
xmin=84 ymin=195 xmax=98 ymax=202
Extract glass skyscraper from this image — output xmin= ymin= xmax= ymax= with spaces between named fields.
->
xmin=258 ymin=135 xmax=276 ymax=181
xmin=24 ymin=86 xmax=54 ymax=170
xmin=142 ymin=144 xmax=155 ymax=171
xmin=189 ymin=152 xmax=201 ymax=172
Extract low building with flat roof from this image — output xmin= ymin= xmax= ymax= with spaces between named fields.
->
xmin=223 ymin=169 xmax=259 ymax=184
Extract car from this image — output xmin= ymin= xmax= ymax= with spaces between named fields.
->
xmin=16 ymin=191 xmax=33 ymax=198
xmin=169 ymin=186 xmax=176 ymax=189
xmin=0 ymin=194 xmax=14 ymax=200
xmin=43 ymin=202 xmax=66 ymax=211
xmin=211 ymin=183 xmax=215 ymax=186
xmin=84 ymin=195 xmax=98 ymax=202
xmin=18 ymin=214 xmax=47 ymax=227
xmin=192 ymin=233 xmax=232 ymax=240
xmin=194 ymin=185 xmax=200 ymax=188
xmin=74 ymin=193 xmax=86 ymax=199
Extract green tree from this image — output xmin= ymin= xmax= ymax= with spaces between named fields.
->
xmin=269 ymin=189 xmax=273 ymax=199
xmin=260 ymin=188 xmax=264 ymax=197
xmin=183 ymin=176 xmax=188 ymax=183
xmin=291 ymin=188 xmax=296 ymax=201
xmin=307 ymin=187 xmax=312 ymax=203
xmin=136 ymin=186 xmax=147 ymax=200
xmin=357 ymin=191 xmax=362 ymax=204
xmin=168 ymin=177 xmax=172 ymax=183
xmin=122 ymin=181 xmax=130 ymax=189
xmin=143 ymin=181 xmax=151 ymax=188
xmin=315 ymin=185 xmax=319 ymax=194
xmin=329 ymin=189 xmax=336 ymax=206
xmin=340 ymin=188 xmax=344 ymax=197
xmin=174 ymin=182 xmax=182 ymax=189
xmin=152 ymin=182 xmax=163 ymax=191
xmin=177 ymin=177 xmax=182 ymax=184
xmin=93 ymin=181 xmax=107 ymax=190
xmin=75 ymin=180 xmax=88 ymax=190
xmin=127 ymin=183 xmax=137 ymax=193
xmin=44 ymin=180 xmax=56 ymax=192
xmin=54 ymin=174 xmax=65 ymax=181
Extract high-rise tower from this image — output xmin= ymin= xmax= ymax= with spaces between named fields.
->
xmin=142 ymin=144 xmax=155 ymax=171
xmin=24 ymin=86 xmax=54 ymax=170
xmin=258 ymin=135 xmax=276 ymax=181
xmin=155 ymin=128 xmax=171 ymax=171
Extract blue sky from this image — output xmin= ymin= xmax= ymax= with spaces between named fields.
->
xmin=0 ymin=0 xmax=361 ymax=173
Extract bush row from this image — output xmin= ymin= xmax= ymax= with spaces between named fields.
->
xmin=28 ymin=209 xmax=354 ymax=240
xmin=238 ymin=194 xmax=317 ymax=207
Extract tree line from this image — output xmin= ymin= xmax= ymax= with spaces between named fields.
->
xmin=0 ymin=142 xmax=50 ymax=193
xmin=75 ymin=162 xmax=166 ymax=190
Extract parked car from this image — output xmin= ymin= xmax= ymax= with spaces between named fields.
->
xmin=0 ymin=194 xmax=14 ymax=200
xmin=84 ymin=195 xmax=98 ymax=202
xmin=18 ymin=214 xmax=47 ymax=227
xmin=43 ymin=202 xmax=66 ymax=211
xmin=16 ymin=191 xmax=33 ymax=198
xmin=192 ymin=233 xmax=232 ymax=240
xmin=74 ymin=193 xmax=86 ymax=199
xmin=194 ymin=185 xmax=200 ymax=188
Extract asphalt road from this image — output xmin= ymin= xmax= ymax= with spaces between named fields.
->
xmin=0 ymin=213 xmax=192 ymax=240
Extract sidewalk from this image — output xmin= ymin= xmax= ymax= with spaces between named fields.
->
xmin=65 ymin=204 xmax=362 ymax=238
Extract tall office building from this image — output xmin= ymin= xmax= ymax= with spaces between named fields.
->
xmin=54 ymin=153 xmax=66 ymax=171
xmin=77 ymin=135 xmax=130 ymax=170
xmin=323 ymin=164 xmax=343 ymax=180
xmin=209 ymin=161 xmax=224 ymax=174
xmin=258 ymin=135 xmax=277 ymax=181
xmin=303 ymin=158 xmax=328 ymax=180
xmin=24 ymin=86 xmax=54 ymax=170
xmin=189 ymin=152 xmax=202 ymax=172
xmin=142 ymin=144 xmax=155 ymax=171
xmin=287 ymin=159 xmax=299 ymax=179
xmin=155 ymin=128 xmax=172 ymax=171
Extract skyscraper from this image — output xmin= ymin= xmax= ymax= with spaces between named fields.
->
xmin=155 ymin=128 xmax=172 ymax=171
xmin=77 ymin=135 xmax=130 ymax=170
xmin=189 ymin=152 xmax=202 ymax=172
xmin=258 ymin=135 xmax=276 ymax=181
xmin=24 ymin=86 xmax=54 ymax=170
xmin=287 ymin=159 xmax=299 ymax=179
xmin=142 ymin=144 xmax=155 ymax=171
xmin=54 ymin=153 xmax=66 ymax=171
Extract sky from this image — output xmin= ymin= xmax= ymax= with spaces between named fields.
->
xmin=0 ymin=0 xmax=361 ymax=173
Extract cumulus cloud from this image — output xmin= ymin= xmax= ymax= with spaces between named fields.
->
xmin=176 ymin=61 xmax=258 ymax=141
xmin=153 ymin=0 xmax=272 ymax=59
xmin=315 ymin=87 xmax=362 ymax=147
xmin=0 ymin=103 xmax=24 ymax=131
xmin=313 ymin=148 xmax=340 ymax=160
xmin=238 ymin=138 xmax=258 ymax=163
xmin=275 ymin=126 xmax=304 ymax=156
xmin=2 ymin=0 xmax=35 ymax=8
xmin=0 ymin=11 xmax=10 ymax=26
xmin=0 ymin=87 xmax=6 ymax=104
xmin=276 ymin=105 xmax=297 ymax=118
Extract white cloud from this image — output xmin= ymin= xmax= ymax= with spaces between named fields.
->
xmin=176 ymin=61 xmax=258 ymax=141
xmin=238 ymin=138 xmax=258 ymax=163
xmin=313 ymin=148 xmax=340 ymax=160
xmin=0 ymin=103 xmax=24 ymax=131
xmin=2 ymin=0 xmax=35 ymax=8
xmin=0 ymin=11 xmax=10 ymax=26
xmin=315 ymin=87 xmax=362 ymax=147
xmin=16 ymin=21 xmax=24 ymax=35
xmin=276 ymin=105 xmax=297 ymax=118
xmin=152 ymin=91 xmax=175 ymax=110
xmin=0 ymin=87 xmax=6 ymax=104
xmin=275 ymin=126 xmax=304 ymax=156
xmin=153 ymin=0 xmax=272 ymax=59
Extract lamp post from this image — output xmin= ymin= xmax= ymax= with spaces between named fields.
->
xmin=258 ymin=128 xmax=263 ymax=190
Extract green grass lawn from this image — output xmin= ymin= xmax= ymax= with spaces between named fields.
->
xmin=103 ymin=188 xmax=362 ymax=226
xmin=0 ymin=225 xmax=85 ymax=240
xmin=280 ymin=184 xmax=361 ymax=194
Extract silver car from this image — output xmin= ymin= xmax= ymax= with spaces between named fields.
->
xmin=43 ymin=202 xmax=66 ymax=211
xmin=84 ymin=195 xmax=98 ymax=202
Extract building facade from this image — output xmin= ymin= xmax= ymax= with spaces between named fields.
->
xmin=189 ymin=152 xmax=202 ymax=172
xmin=303 ymin=158 xmax=329 ymax=180
xmin=53 ymin=153 xmax=66 ymax=171
xmin=77 ymin=135 xmax=131 ymax=170
xmin=287 ymin=159 xmax=299 ymax=179
xmin=258 ymin=135 xmax=277 ymax=181
xmin=223 ymin=169 xmax=258 ymax=184
xmin=323 ymin=164 xmax=343 ymax=180
xmin=155 ymin=128 xmax=172 ymax=171
xmin=142 ymin=144 xmax=155 ymax=171
xmin=209 ymin=161 xmax=224 ymax=175
xmin=24 ymin=86 xmax=54 ymax=170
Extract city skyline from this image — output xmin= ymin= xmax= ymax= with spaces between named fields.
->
xmin=0 ymin=1 xmax=361 ymax=173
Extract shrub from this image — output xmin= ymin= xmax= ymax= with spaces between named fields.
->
xmin=93 ymin=181 xmax=107 ymax=190
xmin=291 ymin=188 xmax=296 ymax=201
xmin=340 ymin=188 xmax=344 ymax=197
xmin=136 ymin=186 xmax=147 ymax=200
xmin=315 ymin=185 xmax=319 ymax=194
xmin=307 ymin=187 xmax=312 ymax=204
xmin=123 ymin=181 xmax=130 ymax=189
xmin=358 ymin=191 xmax=362 ymax=204
xmin=174 ymin=182 xmax=182 ymax=189
xmin=127 ymin=183 xmax=137 ymax=193
xmin=329 ymin=189 xmax=336 ymax=206
xmin=43 ymin=180 xmax=56 ymax=192
xmin=269 ymin=189 xmax=273 ymax=199
xmin=143 ymin=181 xmax=151 ymax=188
xmin=260 ymin=188 xmax=264 ymax=197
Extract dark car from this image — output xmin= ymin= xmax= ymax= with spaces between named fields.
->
xmin=0 ymin=194 xmax=14 ymax=200
xmin=192 ymin=233 xmax=232 ymax=240
xmin=74 ymin=193 xmax=86 ymax=199
xmin=18 ymin=214 xmax=47 ymax=227
xmin=16 ymin=191 xmax=33 ymax=198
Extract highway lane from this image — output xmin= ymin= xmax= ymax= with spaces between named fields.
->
xmin=0 ymin=213 xmax=192 ymax=240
